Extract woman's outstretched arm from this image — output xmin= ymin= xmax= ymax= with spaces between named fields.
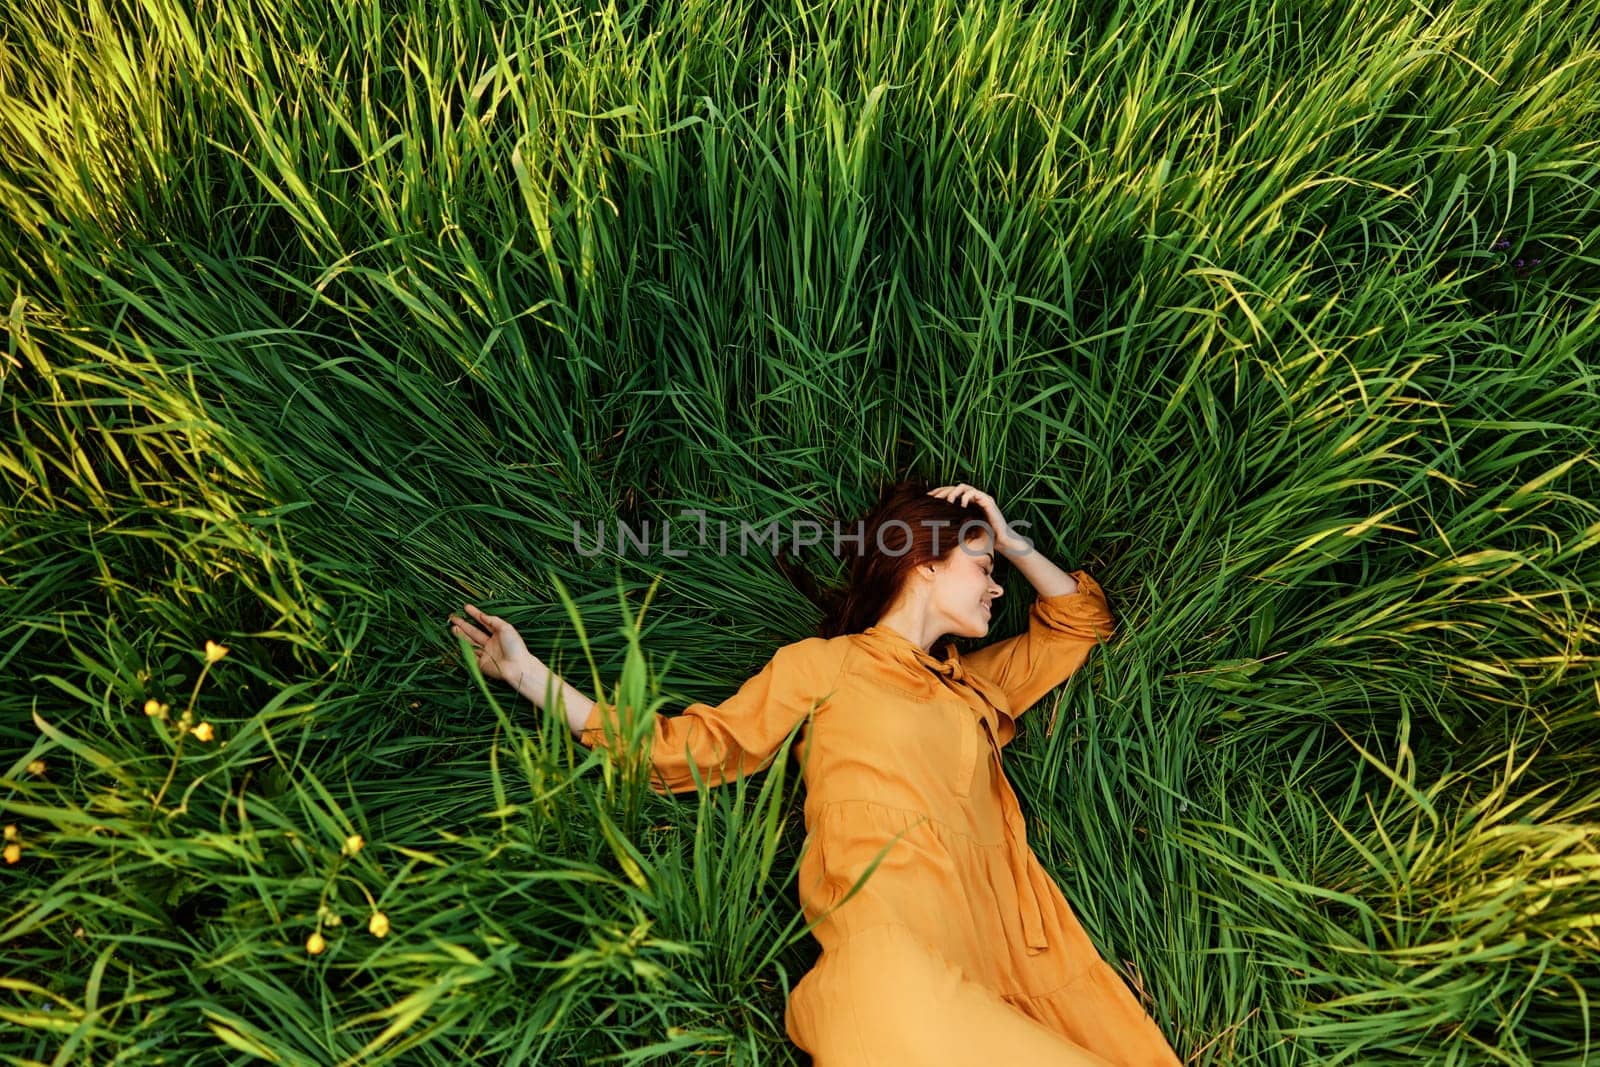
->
xmin=447 ymin=604 xmax=844 ymax=793
xmin=447 ymin=604 xmax=593 ymax=733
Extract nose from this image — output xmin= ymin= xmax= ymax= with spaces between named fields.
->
xmin=989 ymin=580 xmax=1003 ymax=597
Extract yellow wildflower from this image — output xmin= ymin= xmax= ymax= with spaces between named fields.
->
xmin=343 ymin=833 xmax=364 ymax=856
xmin=368 ymin=911 xmax=390 ymax=938
xmin=3 ymin=825 xmax=15 ymax=842
xmin=306 ymin=931 xmax=327 ymax=955
xmin=191 ymin=722 xmax=215 ymax=742
xmin=26 ymin=760 xmax=44 ymax=777
xmin=204 ymin=640 xmax=230 ymax=663
xmin=3 ymin=843 xmax=19 ymax=864
xmin=144 ymin=699 xmax=169 ymax=718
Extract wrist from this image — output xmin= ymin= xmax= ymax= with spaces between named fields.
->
xmin=510 ymin=657 xmax=549 ymax=705
xmin=996 ymin=532 xmax=1032 ymax=556
xmin=567 ymin=696 xmax=596 ymax=736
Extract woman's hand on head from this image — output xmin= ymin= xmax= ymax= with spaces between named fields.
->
xmin=447 ymin=604 xmax=544 ymax=693
xmin=926 ymin=483 xmax=1031 ymax=554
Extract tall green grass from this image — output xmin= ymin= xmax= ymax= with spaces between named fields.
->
xmin=3 ymin=0 xmax=1598 ymax=1061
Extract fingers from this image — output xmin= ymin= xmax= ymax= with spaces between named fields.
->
xmin=467 ymin=604 xmax=508 ymax=631
xmin=447 ymin=617 xmax=480 ymax=645
xmin=927 ymin=483 xmax=990 ymax=508
xmin=449 ymin=603 xmax=524 ymax=655
xmin=448 ymin=607 xmax=493 ymax=645
xmin=466 ymin=604 xmax=497 ymax=626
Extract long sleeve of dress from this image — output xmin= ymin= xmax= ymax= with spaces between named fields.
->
xmin=961 ymin=569 xmax=1116 ymax=718
xmin=576 ymin=637 xmax=840 ymax=795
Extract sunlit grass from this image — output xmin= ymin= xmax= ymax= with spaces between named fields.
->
xmin=3 ymin=0 xmax=1598 ymax=1062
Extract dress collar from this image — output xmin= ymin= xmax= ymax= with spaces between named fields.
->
xmin=857 ymin=624 xmax=968 ymax=682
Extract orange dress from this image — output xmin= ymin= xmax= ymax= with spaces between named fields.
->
xmin=578 ymin=571 xmax=1182 ymax=1066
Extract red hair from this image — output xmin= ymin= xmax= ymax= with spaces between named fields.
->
xmin=781 ymin=477 xmax=994 ymax=639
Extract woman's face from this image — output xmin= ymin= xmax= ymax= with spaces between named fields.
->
xmin=927 ymin=530 xmax=1004 ymax=638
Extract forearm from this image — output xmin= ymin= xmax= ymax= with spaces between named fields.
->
xmin=510 ymin=659 xmax=596 ymax=735
xmin=1000 ymin=534 xmax=1080 ymax=598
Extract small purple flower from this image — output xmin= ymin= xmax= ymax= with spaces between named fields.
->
xmin=1491 ymin=239 xmax=1512 ymax=251
xmin=1512 ymin=256 xmax=1545 ymax=278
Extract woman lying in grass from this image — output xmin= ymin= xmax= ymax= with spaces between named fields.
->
xmin=448 ymin=479 xmax=1181 ymax=1066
